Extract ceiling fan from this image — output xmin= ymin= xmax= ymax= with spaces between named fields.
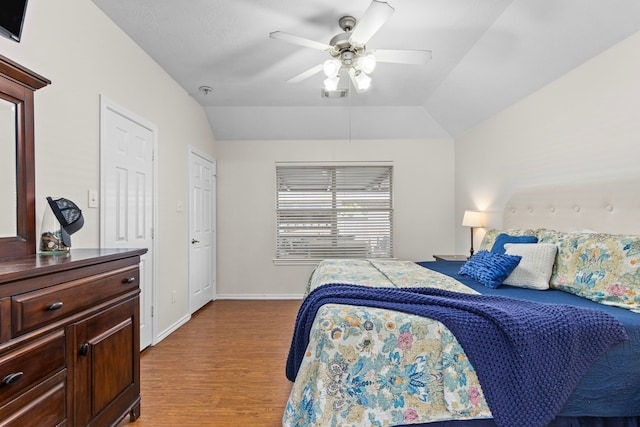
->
xmin=270 ymin=0 xmax=432 ymax=93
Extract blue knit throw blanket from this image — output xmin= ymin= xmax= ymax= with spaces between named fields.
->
xmin=286 ymin=284 xmax=628 ymax=427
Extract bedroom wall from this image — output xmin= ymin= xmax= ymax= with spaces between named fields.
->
xmin=0 ymin=0 xmax=216 ymax=339
xmin=454 ymin=30 xmax=640 ymax=254
xmin=216 ymin=138 xmax=455 ymax=297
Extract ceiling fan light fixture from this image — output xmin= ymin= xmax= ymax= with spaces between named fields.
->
xmin=272 ymin=1 xmax=431 ymax=95
xmin=321 ymin=88 xmax=349 ymax=98
xmin=340 ymin=51 xmax=355 ymax=66
xmin=323 ymin=76 xmax=340 ymax=91
xmin=358 ymin=54 xmax=377 ymax=74
xmin=323 ymin=59 xmax=341 ymax=78
xmin=356 ymin=72 xmax=371 ymax=91
xmin=348 ymin=68 xmax=372 ymax=92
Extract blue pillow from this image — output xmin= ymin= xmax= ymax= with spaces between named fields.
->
xmin=490 ymin=233 xmax=538 ymax=254
xmin=459 ymin=250 xmax=522 ymax=288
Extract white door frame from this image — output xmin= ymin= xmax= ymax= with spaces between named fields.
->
xmin=99 ymin=95 xmax=158 ymax=348
xmin=188 ymin=145 xmax=216 ymax=313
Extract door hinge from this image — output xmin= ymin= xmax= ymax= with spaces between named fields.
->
xmin=151 ymin=305 xmax=154 ymax=317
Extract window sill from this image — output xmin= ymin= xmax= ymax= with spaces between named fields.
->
xmin=273 ymin=258 xmax=324 ymax=266
xmin=273 ymin=257 xmax=396 ymax=266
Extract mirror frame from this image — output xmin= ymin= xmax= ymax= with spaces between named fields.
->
xmin=0 ymin=55 xmax=50 ymax=258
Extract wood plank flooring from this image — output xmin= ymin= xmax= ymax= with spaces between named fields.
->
xmin=118 ymin=299 xmax=301 ymax=427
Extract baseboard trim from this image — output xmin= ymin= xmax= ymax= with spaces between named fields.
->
xmin=215 ymin=294 xmax=303 ymax=300
xmin=155 ymin=313 xmax=192 ymax=344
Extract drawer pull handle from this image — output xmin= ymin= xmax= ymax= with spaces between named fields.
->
xmin=80 ymin=343 xmax=89 ymax=357
xmin=123 ymin=277 xmax=136 ymax=284
xmin=46 ymin=302 xmax=64 ymax=311
xmin=2 ymin=372 xmax=23 ymax=385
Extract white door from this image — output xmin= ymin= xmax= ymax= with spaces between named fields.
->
xmin=100 ymin=96 xmax=156 ymax=351
xmin=189 ymin=148 xmax=216 ymax=313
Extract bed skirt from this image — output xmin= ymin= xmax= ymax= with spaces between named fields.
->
xmin=401 ymin=417 xmax=640 ymax=427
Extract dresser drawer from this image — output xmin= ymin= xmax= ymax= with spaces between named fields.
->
xmin=12 ymin=266 xmax=139 ymax=337
xmin=0 ymin=330 xmax=65 ymax=406
xmin=0 ymin=369 xmax=67 ymax=427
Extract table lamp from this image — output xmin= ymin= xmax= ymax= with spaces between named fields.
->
xmin=462 ymin=210 xmax=484 ymax=257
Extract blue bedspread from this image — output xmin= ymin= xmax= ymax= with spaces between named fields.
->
xmin=420 ymin=261 xmax=640 ymax=419
xmin=286 ymin=283 xmax=628 ymax=427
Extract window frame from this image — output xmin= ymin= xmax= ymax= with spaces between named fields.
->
xmin=274 ymin=162 xmax=394 ymax=265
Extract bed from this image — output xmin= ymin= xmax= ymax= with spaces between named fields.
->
xmin=282 ymin=179 xmax=640 ymax=427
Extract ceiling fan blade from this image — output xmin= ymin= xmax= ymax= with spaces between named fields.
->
xmin=286 ymin=63 xmax=324 ymax=83
xmin=269 ymin=31 xmax=331 ymax=51
xmin=372 ymin=49 xmax=432 ymax=65
xmin=349 ymin=0 xmax=395 ymax=46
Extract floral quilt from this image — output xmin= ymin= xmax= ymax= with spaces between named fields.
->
xmin=284 ymin=260 xmax=492 ymax=427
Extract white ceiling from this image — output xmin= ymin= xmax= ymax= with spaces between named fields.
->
xmin=91 ymin=0 xmax=640 ymax=141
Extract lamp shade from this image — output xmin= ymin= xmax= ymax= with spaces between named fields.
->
xmin=462 ymin=210 xmax=484 ymax=228
xmin=323 ymin=76 xmax=339 ymax=91
xmin=354 ymin=70 xmax=371 ymax=91
xmin=323 ymin=59 xmax=341 ymax=78
xmin=358 ymin=54 xmax=377 ymax=74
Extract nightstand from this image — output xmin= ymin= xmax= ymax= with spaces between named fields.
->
xmin=433 ymin=255 xmax=468 ymax=261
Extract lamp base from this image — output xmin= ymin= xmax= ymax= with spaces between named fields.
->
xmin=469 ymin=227 xmax=475 ymax=257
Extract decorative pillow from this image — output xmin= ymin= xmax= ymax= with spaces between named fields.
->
xmin=490 ymin=233 xmax=538 ymax=254
xmin=568 ymin=226 xmax=598 ymax=234
xmin=459 ymin=250 xmax=522 ymax=289
xmin=478 ymin=228 xmax=539 ymax=253
xmin=538 ymin=229 xmax=640 ymax=313
xmin=503 ymin=243 xmax=558 ymax=290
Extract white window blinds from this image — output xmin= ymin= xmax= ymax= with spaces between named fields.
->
xmin=276 ymin=164 xmax=393 ymax=262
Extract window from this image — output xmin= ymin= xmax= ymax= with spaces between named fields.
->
xmin=276 ymin=163 xmax=393 ymax=262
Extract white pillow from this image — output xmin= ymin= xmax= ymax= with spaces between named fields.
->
xmin=503 ymin=243 xmax=558 ymax=290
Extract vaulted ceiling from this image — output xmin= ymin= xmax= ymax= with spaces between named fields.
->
xmin=91 ymin=0 xmax=640 ymax=141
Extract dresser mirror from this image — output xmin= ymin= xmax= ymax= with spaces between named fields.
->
xmin=0 ymin=97 xmax=16 ymax=238
xmin=0 ymin=55 xmax=50 ymax=258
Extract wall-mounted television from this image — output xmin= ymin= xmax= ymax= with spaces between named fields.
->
xmin=0 ymin=0 xmax=29 ymax=42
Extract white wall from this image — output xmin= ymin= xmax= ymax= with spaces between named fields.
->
xmin=454 ymin=30 xmax=640 ymax=253
xmin=0 ymin=0 xmax=216 ymax=338
xmin=8 ymin=0 xmax=637 ymax=310
xmin=216 ymin=138 xmax=455 ymax=297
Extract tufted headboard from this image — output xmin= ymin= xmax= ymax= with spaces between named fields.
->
xmin=503 ymin=178 xmax=640 ymax=235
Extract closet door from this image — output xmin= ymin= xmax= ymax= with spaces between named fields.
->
xmin=189 ymin=148 xmax=216 ymax=313
xmin=100 ymin=96 xmax=156 ymax=350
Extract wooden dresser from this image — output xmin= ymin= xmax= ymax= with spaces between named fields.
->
xmin=0 ymin=248 xmax=146 ymax=427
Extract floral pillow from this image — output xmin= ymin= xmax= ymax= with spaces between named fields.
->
xmin=538 ymin=229 xmax=640 ymax=313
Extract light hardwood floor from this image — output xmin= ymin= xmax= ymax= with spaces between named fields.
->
xmin=118 ymin=299 xmax=301 ymax=427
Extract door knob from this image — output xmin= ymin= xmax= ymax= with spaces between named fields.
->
xmin=191 ymin=239 xmax=200 ymax=244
